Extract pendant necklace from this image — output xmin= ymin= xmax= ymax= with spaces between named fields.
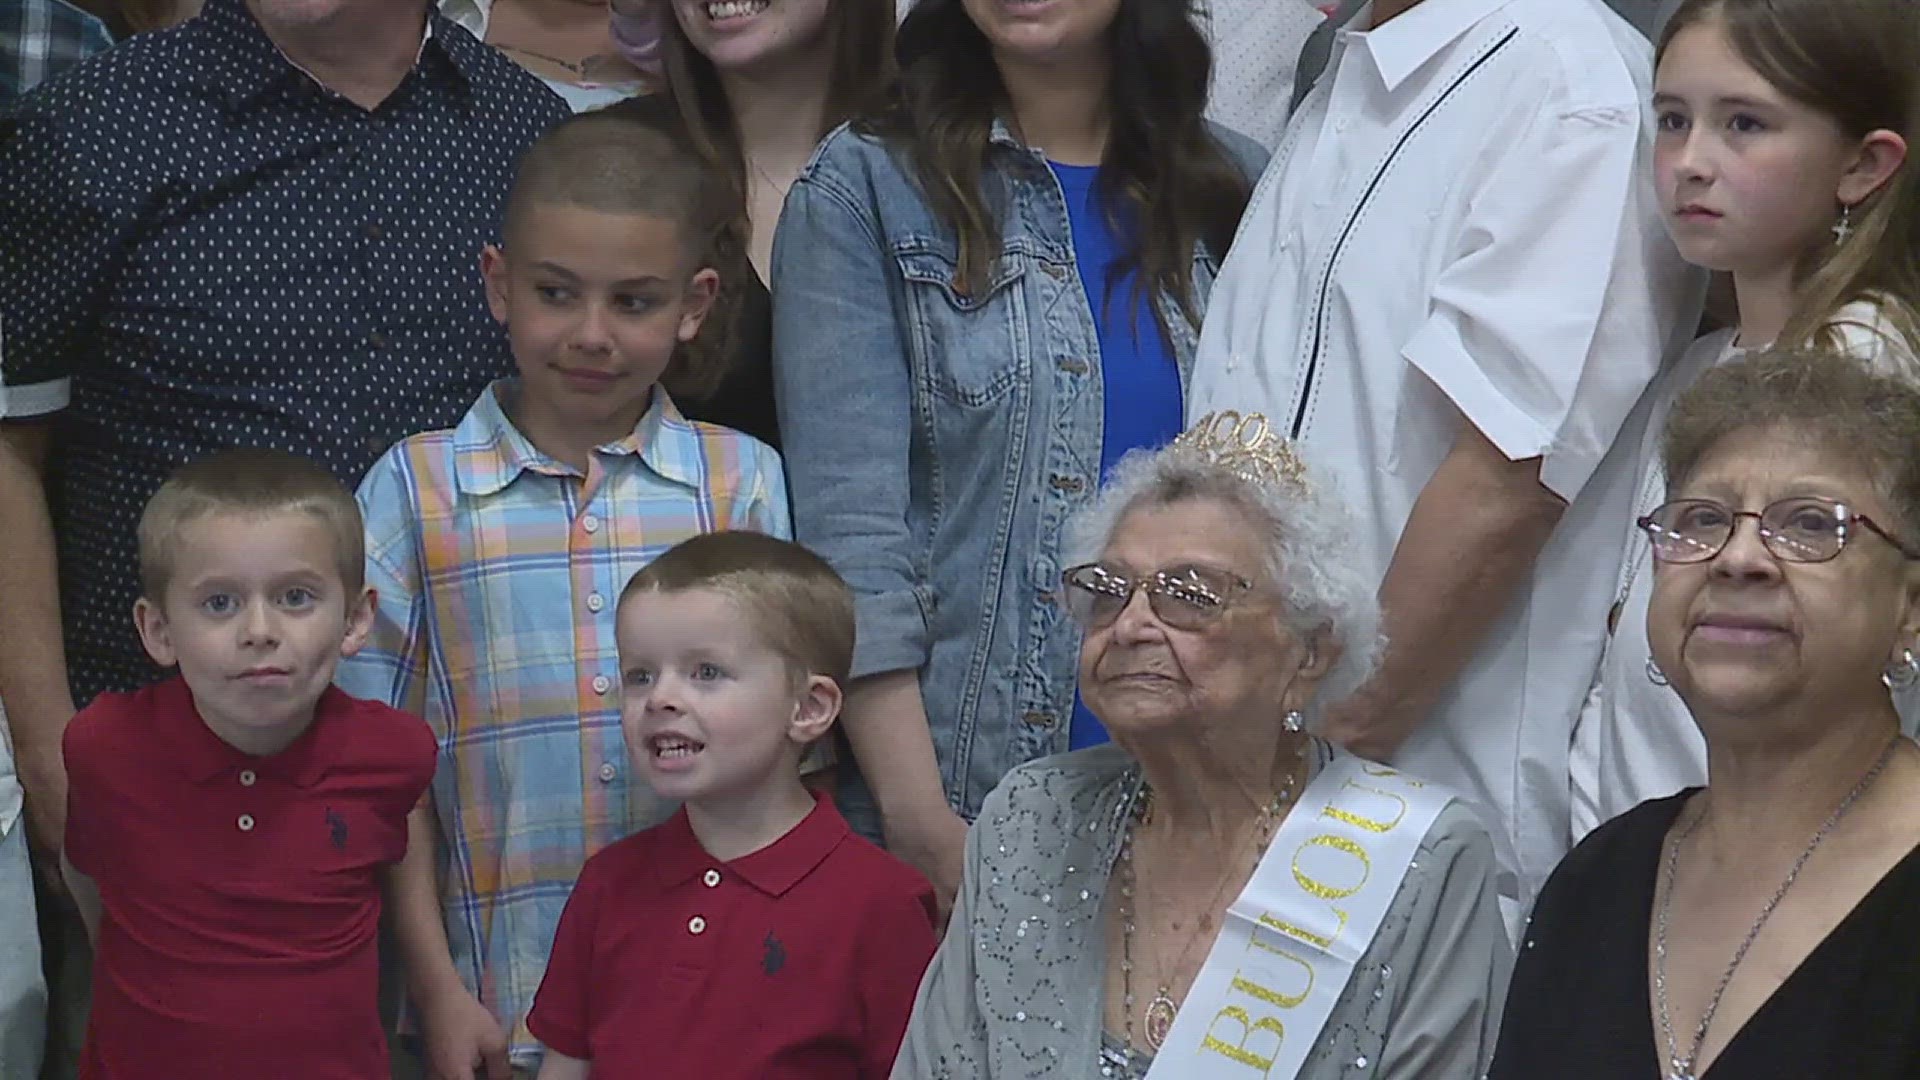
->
xmin=1116 ymin=742 xmax=1306 ymax=1055
xmin=1652 ymin=737 xmax=1898 ymax=1080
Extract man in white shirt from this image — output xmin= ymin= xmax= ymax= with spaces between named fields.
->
xmin=1188 ymin=0 xmax=1701 ymax=915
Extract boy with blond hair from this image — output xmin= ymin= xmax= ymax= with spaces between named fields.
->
xmin=61 ymin=448 xmax=436 ymax=1078
xmin=529 ymin=532 xmax=936 ymax=1079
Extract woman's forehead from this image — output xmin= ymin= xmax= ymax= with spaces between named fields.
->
xmin=1675 ymin=427 xmax=1887 ymax=504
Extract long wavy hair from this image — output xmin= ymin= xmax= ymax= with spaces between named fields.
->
xmin=655 ymin=0 xmax=897 ymax=248
xmin=870 ymin=0 xmax=1252 ymax=344
xmin=1660 ymin=0 xmax=1920 ymax=361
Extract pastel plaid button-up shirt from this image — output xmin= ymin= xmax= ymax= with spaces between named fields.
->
xmin=0 ymin=0 xmax=112 ymax=108
xmin=337 ymin=380 xmax=790 ymax=1066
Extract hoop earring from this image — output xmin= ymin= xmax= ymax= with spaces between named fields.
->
xmin=1282 ymin=709 xmax=1306 ymax=733
xmin=1646 ymin=657 xmax=1670 ymax=687
xmin=1884 ymin=648 xmax=1920 ymax=691
xmin=1833 ymin=203 xmax=1855 ymax=245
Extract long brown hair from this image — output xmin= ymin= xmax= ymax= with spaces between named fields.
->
xmin=654 ymin=0 xmax=897 ymax=249
xmin=1660 ymin=0 xmax=1920 ymax=360
xmin=871 ymin=0 xmax=1251 ymax=343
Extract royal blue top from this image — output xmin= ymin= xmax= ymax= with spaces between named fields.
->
xmin=1051 ymin=162 xmax=1185 ymax=750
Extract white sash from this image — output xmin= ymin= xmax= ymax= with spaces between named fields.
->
xmin=1146 ymin=755 xmax=1451 ymax=1078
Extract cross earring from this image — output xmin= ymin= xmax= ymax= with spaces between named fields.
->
xmin=1833 ymin=203 xmax=1855 ymax=245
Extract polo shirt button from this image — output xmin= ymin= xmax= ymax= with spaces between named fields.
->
xmin=591 ymin=674 xmax=611 ymax=695
xmin=703 ymin=869 xmax=721 ymax=888
xmin=586 ymin=592 xmax=605 ymax=613
xmin=367 ymin=330 xmax=388 ymax=350
xmin=238 ymin=814 xmax=255 ymax=832
xmin=688 ymin=916 xmax=707 ymax=935
xmin=581 ymin=514 xmax=600 ymax=534
xmin=364 ymin=222 xmax=385 ymax=240
xmin=598 ymin=761 xmax=617 ymax=783
xmin=239 ymin=769 xmax=257 ymax=787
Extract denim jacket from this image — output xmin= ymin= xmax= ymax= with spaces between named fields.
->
xmin=772 ymin=119 xmax=1268 ymax=826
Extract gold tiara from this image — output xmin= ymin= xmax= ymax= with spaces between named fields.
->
xmin=1172 ymin=411 xmax=1310 ymax=491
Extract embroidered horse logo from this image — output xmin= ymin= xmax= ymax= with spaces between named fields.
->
xmin=326 ymin=808 xmax=349 ymax=851
xmin=762 ymin=932 xmax=786 ymax=976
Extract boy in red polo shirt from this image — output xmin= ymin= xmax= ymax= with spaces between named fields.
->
xmin=527 ymin=532 xmax=939 ymax=1079
xmin=58 ymin=449 xmax=437 ymax=1079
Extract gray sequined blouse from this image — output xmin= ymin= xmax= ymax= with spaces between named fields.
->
xmin=891 ymin=744 xmax=1513 ymax=1080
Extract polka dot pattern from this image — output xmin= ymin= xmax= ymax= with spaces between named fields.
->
xmin=1201 ymin=0 xmax=1324 ymax=150
xmin=0 ymin=0 xmax=568 ymax=706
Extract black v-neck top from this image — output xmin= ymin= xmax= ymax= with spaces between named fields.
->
xmin=1490 ymin=792 xmax=1920 ymax=1079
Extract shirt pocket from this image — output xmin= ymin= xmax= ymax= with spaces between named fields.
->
xmin=894 ymin=244 xmax=1031 ymax=407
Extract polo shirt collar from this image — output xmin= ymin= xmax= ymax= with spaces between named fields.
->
xmin=206 ymin=0 xmax=478 ymax=114
xmin=1355 ymin=0 xmax=1515 ymax=94
xmin=156 ymin=675 xmax=338 ymax=788
xmin=652 ymin=794 xmax=851 ymax=898
xmin=451 ymin=378 xmax=704 ymax=497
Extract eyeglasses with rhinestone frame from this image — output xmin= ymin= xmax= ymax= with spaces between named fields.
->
xmin=1060 ymin=562 xmax=1255 ymax=630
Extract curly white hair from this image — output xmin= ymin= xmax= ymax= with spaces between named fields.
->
xmin=1062 ymin=440 xmax=1384 ymax=708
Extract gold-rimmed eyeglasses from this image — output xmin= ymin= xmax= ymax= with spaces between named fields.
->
xmin=1060 ymin=563 xmax=1254 ymax=630
xmin=1638 ymin=497 xmax=1920 ymax=565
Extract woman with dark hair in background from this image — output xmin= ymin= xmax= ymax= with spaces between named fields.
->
xmin=602 ymin=0 xmax=894 ymax=447
xmin=771 ymin=0 xmax=1267 ymax=910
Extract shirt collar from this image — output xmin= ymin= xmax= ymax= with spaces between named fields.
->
xmin=205 ymin=0 xmax=480 ymax=114
xmin=651 ymin=793 xmax=851 ymax=898
xmin=157 ymin=676 xmax=339 ymax=788
xmin=1352 ymin=0 xmax=1515 ymax=94
xmin=438 ymin=0 xmax=493 ymax=39
xmin=451 ymin=379 xmax=703 ymax=497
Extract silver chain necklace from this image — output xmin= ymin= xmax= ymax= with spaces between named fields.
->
xmin=1653 ymin=737 xmax=1898 ymax=1080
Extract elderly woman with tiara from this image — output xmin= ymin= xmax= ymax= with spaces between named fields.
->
xmin=891 ymin=412 xmax=1512 ymax=1080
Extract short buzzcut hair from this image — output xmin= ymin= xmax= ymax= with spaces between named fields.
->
xmin=1664 ymin=347 xmax=1920 ymax=537
xmin=137 ymin=449 xmax=365 ymax=602
xmin=618 ymin=532 xmax=855 ymax=686
xmin=501 ymin=104 xmax=745 ymax=400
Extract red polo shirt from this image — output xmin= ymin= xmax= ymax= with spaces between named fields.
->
xmin=527 ymin=794 xmax=938 ymax=1079
xmin=63 ymin=677 xmax=436 ymax=1079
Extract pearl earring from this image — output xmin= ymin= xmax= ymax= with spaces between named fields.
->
xmin=1884 ymin=648 xmax=1920 ymax=691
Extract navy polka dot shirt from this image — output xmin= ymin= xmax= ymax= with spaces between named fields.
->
xmin=0 ymin=0 xmax=568 ymax=707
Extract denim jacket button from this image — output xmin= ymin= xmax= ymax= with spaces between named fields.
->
xmin=1021 ymin=711 xmax=1056 ymax=729
xmin=1042 ymin=263 xmax=1068 ymax=280
xmin=1049 ymin=474 xmax=1084 ymax=493
xmin=1058 ymin=358 xmax=1089 ymax=375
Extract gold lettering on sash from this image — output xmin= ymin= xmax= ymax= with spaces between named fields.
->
xmin=1360 ymin=762 xmax=1424 ymax=785
xmin=1259 ymin=908 xmax=1346 ymax=950
xmin=1292 ymin=834 xmax=1371 ymax=898
xmin=1320 ymin=778 xmax=1413 ymax=834
xmin=1201 ymin=1007 xmax=1286 ymax=1070
xmin=1233 ymin=948 xmax=1311 ymax=1009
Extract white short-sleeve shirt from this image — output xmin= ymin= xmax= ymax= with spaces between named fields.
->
xmin=1188 ymin=0 xmax=1703 ymax=904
